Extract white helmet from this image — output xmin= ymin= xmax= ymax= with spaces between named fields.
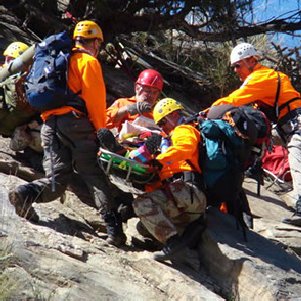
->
xmin=230 ymin=43 xmax=260 ymax=65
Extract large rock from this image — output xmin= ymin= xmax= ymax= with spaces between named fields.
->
xmin=1 ymin=174 xmax=222 ymax=301
xmin=245 ymin=178 xmax=301 ymax=257
xmin=1 ymin=152 xmax=301 ymax=300
xmin=199 ymin=207 xmax=301 ymax=300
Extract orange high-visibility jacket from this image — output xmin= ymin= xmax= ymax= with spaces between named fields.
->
xmin=156 ymin=124 xmax=201 ymax=181
xmin=41 ymin=46 xmax=106 ymax=131
xmin=106 ymin=96 xmax=153 ymax=130
xmin=212 ymin=64 xmax=301 ymax=121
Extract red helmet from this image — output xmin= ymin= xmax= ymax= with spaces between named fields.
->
xmin=136 ymin=69 xmax=164 ymax=91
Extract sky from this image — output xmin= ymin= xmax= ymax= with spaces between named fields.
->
xmin=252 ymin=0 xmax=301 ymax=48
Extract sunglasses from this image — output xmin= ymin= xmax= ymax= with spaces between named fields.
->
xmin=157 ymin=118 xmax=167 ymax=127
xmin=232 ymin=63 xmax=242 ymax=69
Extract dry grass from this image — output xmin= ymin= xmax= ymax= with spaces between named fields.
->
xmin=0 ymin=242 xmax=19 ymax=301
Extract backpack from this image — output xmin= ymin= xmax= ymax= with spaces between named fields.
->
xmin=222 ymin=105 xmax=271 ymax=149
xmin=188 ymin=106 xmax=271 ymax=238
xmin=194 ymin=117 xmax=251 ymax=239
xmin=198 ymin=118 xmax=246 ymax=189
xmin=0 ymin=72 xmax=37 ymax=137
xmin=207 ymin=105 xmax=272 ymax=195
xmin=24 ymin=31 xmax=86 ymax=113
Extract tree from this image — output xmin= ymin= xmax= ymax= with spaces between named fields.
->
xmin=3 ymin=1 xmax=301 ymax=43
xmin=2 ymin=0 xmax=301 ymax=108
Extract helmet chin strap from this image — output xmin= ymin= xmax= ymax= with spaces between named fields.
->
xmin=82 ymin=44 xmax=99 ymax=57
xmin=243 ymin=57 xmax=257 ymax=73
xmin=177 ymin=115 xmax=186 ymax=125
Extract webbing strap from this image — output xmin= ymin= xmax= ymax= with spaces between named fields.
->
xmin=274 ymin=72 xmax=281 ymax=120
xmin=278 ymin=97 xmax=301 ymax=112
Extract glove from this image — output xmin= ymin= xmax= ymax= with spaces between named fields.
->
xmin=149 ymin=159 xmax=163 ymax=171
xmin=127 ymin=102 xmax=152 ymax=115
xmin=97 ymin=128 xmax=127 ymax=155
xmin=144 ymin=133 xmax=162 ymax=154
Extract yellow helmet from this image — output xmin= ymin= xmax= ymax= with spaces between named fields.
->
xmin=153 ymin=98 xmax=184 ymax=124
xmin=73 ymin=20 xmax=103 ymax=41
xmin=3 ymin=41 xmax=29 ymax=59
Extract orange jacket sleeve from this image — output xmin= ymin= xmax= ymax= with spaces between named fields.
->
xmin=78 ymin=55 xmax=106 ymax=130
xmin=106 ymin=96 xmax=154 ymax=130
xmin=106 ymin=97 xmax=136 ymax=129
xmin=156 ymin=124 xmax=201 ymax=181
xmin=211 ymin=64 xmax=301 ymax=120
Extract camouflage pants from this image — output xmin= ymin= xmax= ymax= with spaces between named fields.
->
xmin=9 ymin=120 xmax=43 ymax=153
xmin=133 ymin=179 xmax=207 ymax=243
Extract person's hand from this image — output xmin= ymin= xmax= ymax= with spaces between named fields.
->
xmin=127 ymin=102 xmax=152 ymax=115
xmin=144 ymin=133 xmax=162 ymax=154
xmin=149 ymin=159 xmax=163 ymax=171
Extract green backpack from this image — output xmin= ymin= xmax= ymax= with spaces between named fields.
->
xmin=0 ymin=72 xmax=36 ymax=136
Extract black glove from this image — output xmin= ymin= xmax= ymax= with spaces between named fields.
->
xmin=127 ymin=102 xmax=152 ymax=115
xmin=144 ymin=133 xmax=162 ymax=154
xmin=149 ymin=159 xmax=163 ymax=171
xmin=97 ymin=128 xmax=126 ymax=155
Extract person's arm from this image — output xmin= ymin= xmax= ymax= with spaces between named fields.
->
xmin=156 ymin=126 xmax=199 ymax=166
xmin=106 ymin=98 xmax=152 ymax=129
xmin=106 ymin=100 xmax=130 ymax=129
xmin=81 ymin=58 xmax=106 ymax=131
xmin=212 ymin=83 xmax=260 ymax=107
xmin=212 ymin=70 xmax=271 ymax=107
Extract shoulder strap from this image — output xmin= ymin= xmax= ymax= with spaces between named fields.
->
xmin=274 ymin=72 xmax=281 ymax=120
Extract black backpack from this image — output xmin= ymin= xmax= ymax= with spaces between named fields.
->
xmin=207 ymin=105 xmax=272 ymax=194
xmin=25 ymin=31 xmax=86 ymax=113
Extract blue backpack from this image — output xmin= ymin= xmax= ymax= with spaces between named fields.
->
xmin=25 ymin=31 xmax=86 ymax=113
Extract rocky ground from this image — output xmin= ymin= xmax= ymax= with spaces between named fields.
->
xmin=0 ymin=136 xmax=301 ymax=301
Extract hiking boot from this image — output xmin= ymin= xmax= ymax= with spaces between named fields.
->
xmin=118 ymin=203 xmax=136 ymax=222
xmin=8 ymin=185 xmax=40 ymax=222
xmin=104 ymin=210 xmax=127 ymax=247
xmin=181 ymin=215 xmax=207 ymax=248
xmin=153 ymin=235 xmax=187 ymax=262
xmin=282 ymin=197 xmax=301 ymax=227
xmin=136 ymin=220 xmax=153 ymax=239
xmin=282 ymin=214 xmax=301 ymax=226
xmin=153 ymin=235 xmax=200 ymax=270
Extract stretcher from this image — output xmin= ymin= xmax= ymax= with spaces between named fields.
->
xmin=98 ymin=147 xmax=155 ymax=184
